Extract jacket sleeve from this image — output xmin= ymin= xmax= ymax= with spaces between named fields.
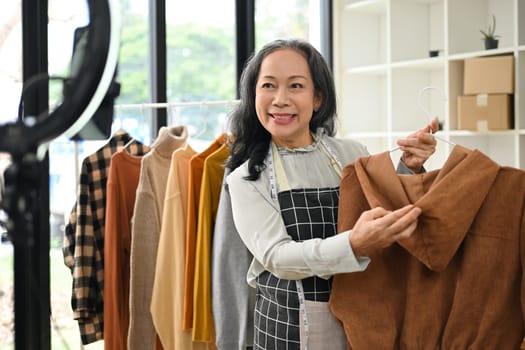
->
xmin=71 ymin=161 xmax=99 ymax=322
xmin=63 ymin=203 xmax=77 ymax=270
xmin=212 ymin=173 xmax=255 ymax=349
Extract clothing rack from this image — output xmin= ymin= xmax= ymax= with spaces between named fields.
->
xmin=70 ymin=100 xmax=239 ymax=188
xmin=114 ymin=100 xmax=238 ymax=148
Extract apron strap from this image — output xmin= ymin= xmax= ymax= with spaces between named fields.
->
xmin=318 ymin=139 xmax=343 ymax=178
xmin=271 ymin=141 xmax=291 ymax=192
xmin=268 ymin=135 xmax=343 ymax=350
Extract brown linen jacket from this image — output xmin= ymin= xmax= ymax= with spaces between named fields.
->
xmin=329 ymin=145 xmax=525 ymax=349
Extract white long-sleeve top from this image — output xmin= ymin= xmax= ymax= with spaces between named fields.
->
xmin=226 ymin=130 xmax=371 ymax=287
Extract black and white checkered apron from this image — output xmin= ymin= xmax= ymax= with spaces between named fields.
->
xmin=254 ymin=185 xmax=340 ymax=349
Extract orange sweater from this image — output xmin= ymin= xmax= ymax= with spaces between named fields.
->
xmin=104 ymin=148 xmax=146 ymax=350
xmin=192 ymin=143 xmax=229 ymax=342
xmin=182 ymin=134 xmax=226 ymax=332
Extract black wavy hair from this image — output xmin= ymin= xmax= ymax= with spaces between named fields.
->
xmin=225 ymin=38 xmax=338 ymax=180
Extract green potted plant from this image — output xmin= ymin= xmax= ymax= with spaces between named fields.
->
xmin=480 ymin=15 xmax=500 ymax=50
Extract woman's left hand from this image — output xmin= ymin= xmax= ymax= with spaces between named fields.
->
xmin=396 ymin=118 xmax=439 ymax=173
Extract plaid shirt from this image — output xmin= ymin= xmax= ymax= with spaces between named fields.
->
xmin=63 ymin=130 xmax=149 ymax=344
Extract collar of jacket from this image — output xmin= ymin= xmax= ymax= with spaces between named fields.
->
xmin=352 ymin=145 xmax=500 ymax=272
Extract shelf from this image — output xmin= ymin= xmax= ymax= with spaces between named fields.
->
xmin=409 ymin=0 xmax=442 ymax=4
xmin=390 ymin=57 xmax=445 ymax=70
xmin=448 ymin=47 xmax=515 ymax=61
xmin=345 ymin=0 xmax=386 ymax=14
xmin=346 ymin=64 xmax=388 ymax=75
xmin=334 ymin=0 xmax=524 ymax=169
xmin=447 ymin=129 xmax=518 ymax=136
xmin=345 ymin=129 xmax=523 ymax=139
xmin=345 ymin=57 xmax=454 ymax=73
xmin=343 ymin=131 xmax=391 ymax=138
xmin=449 ymin=133 xmax=518 ymax=167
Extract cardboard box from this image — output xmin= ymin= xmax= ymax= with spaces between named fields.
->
xmin=463 ymin=55 xmax=514 ymax=94
xmin=457 ymin=94 xmax=513 ymax=131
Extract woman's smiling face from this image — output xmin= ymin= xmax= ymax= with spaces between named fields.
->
xmin=255 ymin=48 xmax=322 ymax=149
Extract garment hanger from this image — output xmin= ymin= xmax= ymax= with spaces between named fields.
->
xmin=168 ymin=104 xmax=179 ymax=126
xmin=113 ymin=106 xmax=131 ymax=139
xmin=194 ymin=102 xmax=216 ymax=141
xmin=390 ymin=86 xmax=456 ymax=152
xmin=417 ymin=86 xmax=456 ymax=147
xmin=121 ymin=104 xmax=150 ymax=152
xmin=119 ymin=106 xmax=139 ymax=149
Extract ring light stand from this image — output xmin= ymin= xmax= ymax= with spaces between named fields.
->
xmin=0 ymin=0 xmax=121 ymax=349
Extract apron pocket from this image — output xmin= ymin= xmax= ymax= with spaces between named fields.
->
xmin=299 ymin=300 xmax=347 ymax=350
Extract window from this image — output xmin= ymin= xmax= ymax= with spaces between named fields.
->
xmin=0 ymin=1 xmax=328 ymax=348
xmin=0 ymin=0 xmax=22 ymax=125
xmin=255 ymin=0 xmax=322 ymax=51
xmin=114 ymin=0 xmax=152 ymax=143
xmin=165 ymin=0 xmax=236 ymax=149
xmin=0 ymin=2 xmax=20 ymax=348
xmin=46 ymin=0 xmax=151 ymax=348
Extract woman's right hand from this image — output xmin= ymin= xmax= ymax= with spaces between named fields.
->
xmin=349 ymin=204 xmax=422 ymax=257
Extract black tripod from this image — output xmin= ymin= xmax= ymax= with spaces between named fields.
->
xmin=1 ymin=150 xmax=50 ymax=350
xmin=0 ymin=1 xmax=115 ymax=348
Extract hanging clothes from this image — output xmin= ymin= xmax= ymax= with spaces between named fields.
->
xmin=329 ymin=145 xmax=525 ymax=349
xmin=128 ymin=125 xmax=188 ymax=350
xmin=63 ymin=129 xmax=132 ymax=271
xmin=211 ymin=169 xmax=256 ymax=350
xmin=182 ymin=133 xmax=226 ymax=332
xmin=192 ymin=140 xmax=229 ymax=344
xmin=150 ymin=143 xmax=207 ymax=350
xmin=63 ymin=129 xmax=148 ymax=344
xmin=104 ymin=141 xmax=150 ymax=350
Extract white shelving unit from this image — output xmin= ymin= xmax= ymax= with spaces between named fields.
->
xmin=333 ymin=0 xmax=525 ymax=170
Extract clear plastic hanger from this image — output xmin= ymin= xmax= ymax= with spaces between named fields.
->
xmin=390 ymin=86 xmax=456 ymax=152
xmin=168 ymin=104 xmax=178 ymax=126
xmin=194 ymin=102 xmax=216 ymax=140
xmin=122 ymin=105 xmax=143 ymax=150
xmin=417 ymin=86 xmax=456 ymax=147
